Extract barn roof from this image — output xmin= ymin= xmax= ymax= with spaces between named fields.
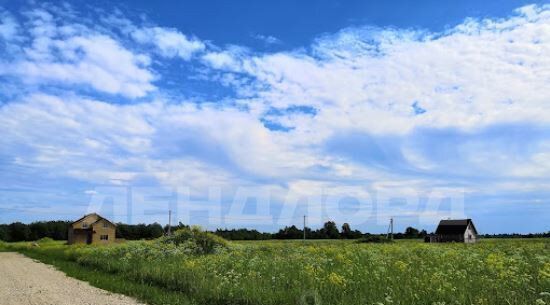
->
xmin=435 ymin=219 xmax=477 ymax=235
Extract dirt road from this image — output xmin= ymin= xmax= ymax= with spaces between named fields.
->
xmin=0 ymin=252 xmax=145 ymax=305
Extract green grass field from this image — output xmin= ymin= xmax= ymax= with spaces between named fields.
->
xmin=1 ymin=238 xmax=549 ymax=305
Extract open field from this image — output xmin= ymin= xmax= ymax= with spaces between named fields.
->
xmin=1 ymin=238 xmax=549 ymax=305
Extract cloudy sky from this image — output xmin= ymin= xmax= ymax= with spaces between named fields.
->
xmin=0 ymin=1 xmax=549 ymax=233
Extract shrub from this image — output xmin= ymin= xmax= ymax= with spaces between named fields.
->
xmin=356 ymin=234 xmax=393 ymax=243
xmin=37 ymin=237 xmax=55 ymax=244
xmin=161 ymin=226 xmax=228 ymax=254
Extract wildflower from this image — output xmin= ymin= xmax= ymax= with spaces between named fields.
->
xmin=540 ymin=263 xmax=550 ymax=280
xmin=184 ymin=260 xmax=196 ymax=269
xmin=394 ymin=260 xmax=408 ymax=272
xmin=327 ymin=272 xmax=346 ymax=287
xmin=304 ymin=264 xmax=316 ymax=277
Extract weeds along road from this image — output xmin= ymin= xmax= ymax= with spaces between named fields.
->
xmin=0 ymin=252 xmax=145 ymax=305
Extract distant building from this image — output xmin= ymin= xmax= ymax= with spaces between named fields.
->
xmin=426 ymin=219 xmax=478 ymax=243
xmin=67 ymin=213 xmax=116 ymax=245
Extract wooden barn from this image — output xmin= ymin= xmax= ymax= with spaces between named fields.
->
xmin=67 ymin=213 xmax=116 ymax=245
xmin=426 ymin=219 xmax=478 ymax=243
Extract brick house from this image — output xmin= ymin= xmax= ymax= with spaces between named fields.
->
xmin=67 ymin=213 xmax=116 ymax=245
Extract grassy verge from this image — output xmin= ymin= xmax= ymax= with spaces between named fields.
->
xmin=0 ymin=241 xmax=194 ymax=305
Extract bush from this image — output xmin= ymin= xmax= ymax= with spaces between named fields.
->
xmin=37 ymin=237 xmax=55 ymax=244
xmin=356 ymin=234 xmax=393 ymax=243
xmin=161 ymin=226 xmax=228 ymax=254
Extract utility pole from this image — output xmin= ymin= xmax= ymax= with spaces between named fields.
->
xmin=387 ymin=217 xmax=394 ymax=240
xmin=167 ymin=209 xmax=172 ymax=236
xmin=303 ymin=215 xmax=306 ymax=241
xmin=390 ymin=218 xmax=394 ymax=240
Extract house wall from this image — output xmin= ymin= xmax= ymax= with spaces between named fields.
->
xmin=68 ymin=227 xmax=73 ymax=244
xmin=68 ymin=214 xmax=99 ymax=245
xmin=67 ymin=228 xmax=89 ymax=244
xmin=463 ymin=223 xmax=477 ymax=243
xmin=437 ymin=234 xmax=464 ymax=242
xmin=91 ymin=219 xmax=116 ymax=244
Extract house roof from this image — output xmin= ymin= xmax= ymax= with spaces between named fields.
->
xmin=90 ymin=217 xmax=117 ymax=227
xmin=71 ymin=213 xmax=97 ymax=225
xmin=71 ymin=213 xmax=116 ymax=227
xmin=435 ymin=219 xmax=477 ymax=235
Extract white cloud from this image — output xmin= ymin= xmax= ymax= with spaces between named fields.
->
xmin=132 ymin=26 xmax=205 ymax=60
xmin=15 ymin=34 xmax=155 ymax=98
xmin=0 ymin=8 xmax=156 ymax=98
xmin=0 ymin=3 xmax=549 ymax=227
xmin=202 ymin=51 xmax=242 ymax=71
xmin=0 ymin=93 xmax=318 ymax=187
xmin=253 ymin=34 xmax=281 ymax=45
xmin=220 ymin=4 xmax=550 ymax=136
xmin=0 ymin=11 xmax=18 ymax=41
xmin=200 ymin=46 xmax=250 ymax=72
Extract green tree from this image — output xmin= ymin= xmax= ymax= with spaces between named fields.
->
xmin=404 ymin=227 xmax=420 ymax=238
xmin=274 ymin=225 xmax=303 ymax=239
xmin=0 ymin=224 xmax=8 ymax=241
xmin=322 ymin=221 xmax=340 ymax=239
xmin=8 ymin=222 xmax=31 ymax=241
xmin=341 ymin=223 xmax=351 ymax=238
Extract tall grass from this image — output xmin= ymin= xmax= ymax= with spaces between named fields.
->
xmin=2 ymin=239 xmax=549 ymax=305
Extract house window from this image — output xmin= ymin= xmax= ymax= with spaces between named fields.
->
xmin=103 ymin=222 xmax=108 ymax=228
xmin=100 ymin=235 xmax=109 ymax=241
xmin=82 ymin=222 xmax=88 ymax=228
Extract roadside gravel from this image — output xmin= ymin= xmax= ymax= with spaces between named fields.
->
xmin=0 ymin=252 xmax=145 ymax=305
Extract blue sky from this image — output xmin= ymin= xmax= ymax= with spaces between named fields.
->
xmin=0 ymin=1 xmax=549 ymax=233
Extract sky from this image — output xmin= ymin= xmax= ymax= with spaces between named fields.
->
xmin=0 ymin=1 xmax=549 ymax=233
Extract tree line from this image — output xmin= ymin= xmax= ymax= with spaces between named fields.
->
xmin=0 ymin=221 xmax=165 ymax=242
xmin=481 ymin=233 xmax=550 ymax=238
xmin=1 ymin=220 xmax=548 ymax=242
xmin=0 ymin=220 xmax=397 ymax=242
xmin=0 ymin=221 xmax=71 ymax=242
xmin=208 ymin=221 xmax=426 ymax=240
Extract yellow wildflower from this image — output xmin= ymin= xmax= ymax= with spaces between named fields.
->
xmin=328 ymin=272 xmax=347 ymax=287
